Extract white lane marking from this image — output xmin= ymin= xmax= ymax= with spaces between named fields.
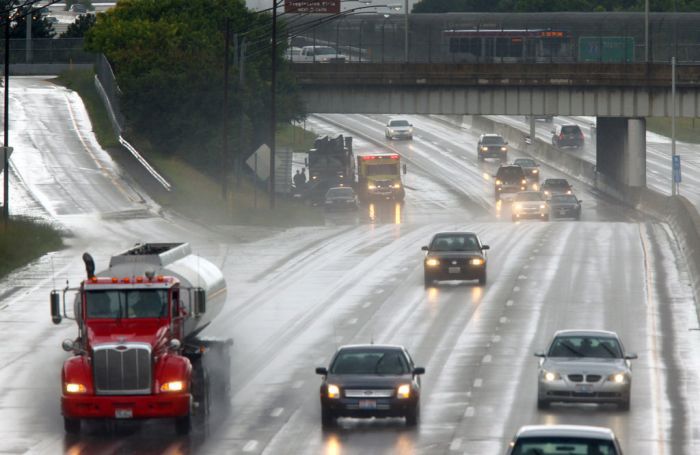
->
xmin=492 ymin=335 xmax=501 ymax=343
xmin=374 ymin=289 xmax=385 ymax=295
xmin=483 ymin=354 xmax=492 ymax=363
xmin=450 ymin=438 xmax=463 ymax=451
xmin=518 ymin=275 xmax=527 ymax=280
xmin=534 ymin=249 xmax=540 ymax=253
xmin=523 ymin=265 xmax=530 ymax=269
xmin=292 ymin=380 xmax=304 ymax=389
xmin=362 ymin=301 xmax=372 ymax=308
xmin=243 ymin=440 xmax=258 ymax=452
xmin=473 ymin=378 xmax=483 ymax=388
xmin=499 ymin=317 xmax=508 ymax=324
xmin=348 ymin=318 xmax=358 ymax=325
xmin=464 ymin=406 xmax=475 ymax=417
xmin=270 ymin=407 xmax=284 ymax=417
xmin=506 ymin=299 xmax=514 ymax=306
xmin=513 ymin=286 xmax=520 ymax=292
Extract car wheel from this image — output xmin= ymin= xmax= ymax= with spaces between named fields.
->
xmin=495 ymin=193 xmax=500 ymax=202
xmin=321 ymin=406 xmax=336 ymax=428
xmin=408 ymin=135 xmax=413 ymax=140
xmin=618 ymin=399 xmax=630 ymax=411
xmin=64 ymin=417 xmax=81 ymax=434
xmin=537 ymin=398 xmax=550 ymax=410
xmin=501 ymin=153 xmax=507 ymax=162
xmin=543 ymin=214 xmax=550 ymax=222
xmin=175 ymin=414 xmax=192 ymax=435
xmin=424 ymin=273 xmax=434 ymax=288
xmin=478 ymin=154 xmax=484 ymax=162
xmin=478 ymin=271 xmax=487 ymax=285
xmin=511 ymin=215 xmax=517 ymax=222
xmin=575 ymin=213 xmax=581 ymax=221
xmin=405 ymin=404 xmax=420 ymax=427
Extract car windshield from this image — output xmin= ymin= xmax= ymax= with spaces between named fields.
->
xmin=562 ymin=125 xmax=582 ymax=134
xmin=330 ymin=349 xmax=410 ymax=375
xmin=514 ymin=159 xmax=536 ymax=167
xmin=548 ymin=336 xmax=623 ymax=359
xmin=313 ymin=47 xmax=337 ymax=55
xmin=430 ymin=234 xmax=480 ymax=252
xmin=389 ymin=120 xmax=410 ymax=127
xmin=326 ymin=188 xmax=353 ymax=198
xmin=482 ymin=135 xmax=504 ymax=145
xmin=551 ymin=195 xmax=578 ymax=203
xmin=497 ymin=167 xmax=524 ymax=180
xmin=85 ymin=289 xmax=169 ymax=319
xmin=515 ymin=192 xmax=544 ymax=202
xmin=511 ymin=437 xmax=617 ymax=455
xmin=544 ymin=179 xmax=569 ymax=187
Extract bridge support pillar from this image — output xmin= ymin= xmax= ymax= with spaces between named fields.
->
xmin=596 ymin=117 xmax=646 ymax=188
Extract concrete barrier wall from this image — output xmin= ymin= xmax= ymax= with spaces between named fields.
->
xmin=437 ymin=113 xmax=700 ymax=314
xmin=2 ymin=63 xmax=93 ymax=75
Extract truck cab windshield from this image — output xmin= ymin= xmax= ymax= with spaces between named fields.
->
xmin=86 ymin=289 xmax=168 ymax=319
xmin=366 ymin=163 xmax=399 ymax=176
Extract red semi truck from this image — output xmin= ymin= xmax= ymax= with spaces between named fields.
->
xmin=50 ymin=243 xmax=230 ymax=435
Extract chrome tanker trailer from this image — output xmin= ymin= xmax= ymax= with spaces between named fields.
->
xmin=50 ymin=243 xmax=230 ymax=434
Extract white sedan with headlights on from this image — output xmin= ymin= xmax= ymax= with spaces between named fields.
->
xmin=512 ymin=191 xmax=549 ymax=222
xmin=535 ymin=330 xmax=637 ymax=411
xmin=385 ymin=119 xmax=413 ymax=140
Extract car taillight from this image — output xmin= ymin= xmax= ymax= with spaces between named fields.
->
xmin=559 ymin=133 xmax=565 ymax=139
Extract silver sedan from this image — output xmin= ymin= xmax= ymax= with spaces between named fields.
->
xmin=535 ymin=330 xmax=637 ymax=410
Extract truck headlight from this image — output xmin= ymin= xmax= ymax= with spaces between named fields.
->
xmin=327 ymin=384 xmax=340 ymax=399
xmin=513 ymin=203 xmax=522 ymax=211
xmin=470 ymin=258 xmax=484 ymax=266
xmin=607 ymin=372 xmax=627 ymax=384
xmin=368 ymin=184 xmax=376 ymax=190
xmin=495 ymin=179 xmax=502 ymax=185
xmin=397 ymin=384 xmax=411 ymax=399
xmin=501 ymin=146 xmax=507 ymax=151
xmin=393 ymin=184 xmax=401 ymax=189
xmin=160 ymin=381 xmax=185 ymax=392
xmin=542 ymin=370 xmax=560 ymax=382
xmin=522 ymin=179 xmax=527 ymax=185
xmin=532 ymin=169 xmax=539 ymax=174
xmin=65 ymin=383 xmax=87 ymax=394
xmin=539 ymin=204 xmax=546 ymax=209
xmin=481 ymin=146 xmax=488 ymax=152
xmin=425 ymin=258 xmax=440 ymax=267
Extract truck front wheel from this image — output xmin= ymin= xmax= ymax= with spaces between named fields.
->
xmin=64 ymin=417 xmax=81 ymax=434
xmin=175 ymin=414 xmax=192 ymax=435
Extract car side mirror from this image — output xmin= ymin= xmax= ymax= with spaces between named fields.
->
xmin=315 ymin=367 xmax=328 ymax=375
xmin=402 ymin=164 xmax=407 ymax=175
xmin=578 ymin=200 xmax=583 ymax=203
xmin=534 ymin=351 xmax=545 ymax=358
xmin=421 ymin=246 xmax=428 ymax=251
xmin=624 ymin=353 xmax=638 ymax=360
xmin=504 ymin=141 xmax=509 ymax=145
xmin=481 ymin=245 xmax=490 ymax=250
xmin=551 ymin=128 xmax=556 ymax=134
xmin=413 ymin=367 xmax=425 ymax=375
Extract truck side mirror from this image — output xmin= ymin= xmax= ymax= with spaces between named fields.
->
xmin=50 ymin=290 xmax=62 ymax=324
xmin=304 ymin=158 xmax=308 ymax=167
xmin=194 ymin=288 xmax=206 ymax=316
xmin=402 ymin=164 xmax=407 ymax=175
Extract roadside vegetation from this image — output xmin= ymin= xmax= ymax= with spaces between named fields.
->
xmin=647 ymin=118 xmax=700 ymax=144
xmin=0 ymin=218 xmax=63 ymax=278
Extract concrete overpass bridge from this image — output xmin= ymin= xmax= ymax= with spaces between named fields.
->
xmin=293 ymin=62 xmax=700 ymax=190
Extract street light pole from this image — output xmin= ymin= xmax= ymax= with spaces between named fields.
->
xmin=3 ymin=12 xmax=10 ymax=222
xmin=403 ymin=0 xmax=408 ymax=62
xmin=671 ymin=56 xmax=677 ymax=196
xmin=270 ymin=0 xmax=278 ymax=209
xmin=644 ymin=0 xmax=649 ymax=63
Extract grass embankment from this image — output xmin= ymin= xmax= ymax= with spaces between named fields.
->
xmin=53 ymin=69 xmax=322 ymax=226
xmin=0 ymin=218 xmax=63 ymax=277
xmin=647 ymin=117 xmax=700 ymax=143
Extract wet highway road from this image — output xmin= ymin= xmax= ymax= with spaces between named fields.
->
xmin=0 ymin=78 xmax=699 ymax=454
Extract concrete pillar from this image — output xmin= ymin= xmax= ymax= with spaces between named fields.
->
xmin=595 ymin=117 xmax=646 ymax=188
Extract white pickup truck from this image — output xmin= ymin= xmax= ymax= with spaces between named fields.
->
xmin=298 ymin=46 xmax=348 ymax=63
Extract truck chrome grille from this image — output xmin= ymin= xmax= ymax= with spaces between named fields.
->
xmin=93 ymin=343 xmax=152 ymax=395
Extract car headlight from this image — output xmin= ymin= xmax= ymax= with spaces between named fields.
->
xmin=539 ymin=204 xmax=546 ymax=209
xmin=513 ymin=203 xmax=522 ymax=211
xmin=397 ymin=384 xmax=411 ymax=399
xmin=607 ymin=372 xmax=627 ymax=384
xmin=65 ymin=383 xmax=87 ymax=394
xmin=544 ymin=190 xmax=550 ymax=195
xmin=388 ymin=129 xmax=394 ymax=133
xmin=495 ymin=179 xmax=502 ymax=185
xmin=542 ymin=370 xmax=561 ymax=382
xmin=393 ymin=183 xmax=401 ymax=189
xmin=501 ymin=146 xmax=507 ymax=152
xmin=160 ymin=380 xmax=185 ymax=392
xmin=521 ymin=179 xmax=527 ymax=185
xmin=327 ymin=384 xmax=340 ymax=399
xmin=368 ymin=184 xmax=376 ymax=190
xmin=532 ymin=169 xmax=539 ymax=174
xmin=470 ymin=258 xmax=484 ymax=266
xmin=481 ymin=146 xmax=488 ymax=152
xmin=566 ymin=190 xmax=572 ymax=194
xmin=425 ymin=258 xmax=440 ymax=267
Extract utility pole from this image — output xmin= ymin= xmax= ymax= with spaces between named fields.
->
xmin=237 ymin=36 xmax=246 ymax=189
xmin=403 ymin=0 xmax=408 ymax=62
xmin=644 ymin=0 xmax=649 ymax=63
xmin=222 ymin=17 xmax=230 ymax=201
xmin=269 ymin=0 xmax=277 ymax=209
xmin=3 ymin=12 xmax=10 ymax=222
xmin=671 ymin=56 xmax=677 ymax=196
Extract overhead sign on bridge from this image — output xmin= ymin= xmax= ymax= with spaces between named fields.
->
xmin=284 ymin=0 xmax=340 ymax=14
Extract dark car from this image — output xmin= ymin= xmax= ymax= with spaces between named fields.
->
xmin=494 ymin=165 xmax=527 ymax=201
xmin=552 ymin=124 xmax=584 ymax=150
xmin=315 ymin=344 xmax=425 ymax=428
xmin=477 ymin=133 xmax=508 ymax=162
xmin=541 ymin=178 xmax=573 ymax=199
xmin=512 ymin=158 xmax=540 ymax=182
xmin=422 ymin=232 xmax=489 ymax=287
xmin=324 ymin=186 xmax=358 ymax=210
xmin=69 ymin=3 xmax=88 ymax=13
xmin=549 ymin=194 xmax=582 ymax=220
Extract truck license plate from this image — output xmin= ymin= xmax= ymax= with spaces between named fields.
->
xmin=359 ymin=400 xmax=376 ymax=410
xmin=115 ymin=408 xmax=133 ymax=419
xmin=448 ymin=267 xmax=461 ymax=274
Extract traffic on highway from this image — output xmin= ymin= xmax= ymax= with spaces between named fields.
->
xmin=0 ymin=73 xmax=699 ymax=455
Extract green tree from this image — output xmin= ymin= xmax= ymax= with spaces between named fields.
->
xmin=0 ymin=1 xmax=56 ymax=38
xmin=60 ymin=13 xmax=96 ymax=38
xmin=85 ymin=0 xmax=304 ymax=174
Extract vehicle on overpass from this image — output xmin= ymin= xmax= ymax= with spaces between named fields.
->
xmin=552 ymin=124 xmax=584 ymax=150
xmin=534 ymin=329 xmax=637 ymax=410
xmin=506 ymin=425 xmax=624 ymax=455
xmin=299 ymin=45 xmax=347 ymax=63
xmin=443 ymin=29 xmax=574 ymax=63
xmin=422 ymin=232 xmax=489 ymax=287
xmin=50 ymin=243 xmax=231 ymax=435
xmin=512 ymin=158 xmax=540 ymax=182
xmin=549 ymin=194 xmax=582 ymax=220
xmin=385 ymin=118 xmax=414 ymax=140
xmin=315 ymin=344 xmax=425 ymax=428
xmin=512 ymin=191 xmax=549 ymax=222
xmin=356 ymin=152 xmax=405 ymax=202
xmin=477 ymin=133 xmax=508 ymax=162
xmin=494 ymin=164 xmax=527 ymax=201
xmin=541 ymin=178 xmax=573 ymax=199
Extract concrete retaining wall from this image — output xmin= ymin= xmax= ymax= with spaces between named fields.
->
xmin=2 ymin=63 xmax=93 ymax=75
